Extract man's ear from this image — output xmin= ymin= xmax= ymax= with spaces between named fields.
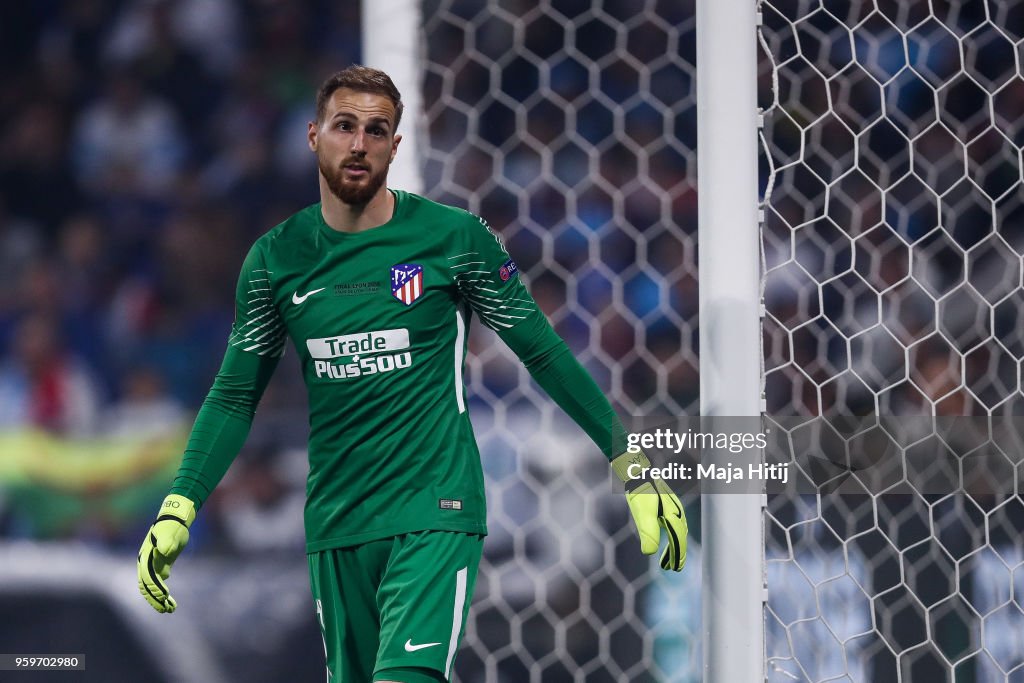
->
xmin=308 ymin=121 xmax=318 ymax=152
xmin=390 ymin=133 xmax=402 ymax=163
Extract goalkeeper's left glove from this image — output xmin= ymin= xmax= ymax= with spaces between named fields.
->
xmin=137 ymin=494 xmax=196 ymax=613
xmin=611 ymin=450 xmax=688 ymax=571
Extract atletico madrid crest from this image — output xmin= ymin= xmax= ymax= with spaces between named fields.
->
xmin=390 ymin=264 xmax=424 ymax=305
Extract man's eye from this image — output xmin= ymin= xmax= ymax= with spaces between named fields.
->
xmin=370 ymin=127 xmax=385 ymax=136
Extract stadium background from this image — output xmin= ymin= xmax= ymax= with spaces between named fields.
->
xmin=3 ymin=0 xmax=1023 ymax=682
xmin=0 ymin=1 xmax=698 ymax=682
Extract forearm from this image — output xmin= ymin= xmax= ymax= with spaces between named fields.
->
xmin=170 ymin=403 xmax=254 ymax=507
xmin=169 ymin=345 xmax=279 ymax=507
xmin=499 ymin=313 xmax=628 ymax=459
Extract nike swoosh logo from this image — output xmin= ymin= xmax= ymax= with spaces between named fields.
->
xmin=292 ymin=288 xmax=325 ymax=305
xmin=404 ymin=639 xmax=442 ymax=652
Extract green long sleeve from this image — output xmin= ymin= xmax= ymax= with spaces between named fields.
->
xmin=497 ymin=310 xmax=629 ymax=460
xmin=170 ymin=345 xmax=280 ymax=508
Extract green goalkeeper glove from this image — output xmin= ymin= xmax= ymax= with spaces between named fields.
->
xmin=611 ymin=450 xmax=688 ymax=571
xmin=137 ymin=494 xmax=196 ymax=613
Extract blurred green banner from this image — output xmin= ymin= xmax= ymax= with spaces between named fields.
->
xmin=0 ymin=428 xmax=187 ymax=538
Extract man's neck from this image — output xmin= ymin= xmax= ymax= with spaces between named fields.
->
xmin=319 ymin=181 xmax=395 ymax=233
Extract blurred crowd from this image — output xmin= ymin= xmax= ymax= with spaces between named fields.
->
xmin=0 ymin=0 xmax=369 ymax=548
xmin=0 ymin=0 xmax=362 ymax=437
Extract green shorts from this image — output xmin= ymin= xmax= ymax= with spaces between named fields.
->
xmin=308 ymin=530 xmax=484 ymax=683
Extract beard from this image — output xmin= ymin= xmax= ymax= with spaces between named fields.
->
xmin=319 ymin=153 xmax=388 ymax=206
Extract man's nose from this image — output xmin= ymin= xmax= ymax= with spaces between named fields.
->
xmin=350 ymin=128 xmax=366 ymax=153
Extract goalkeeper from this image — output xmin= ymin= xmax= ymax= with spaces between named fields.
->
xmin=137 ymin=65 xmax=686 ymax=683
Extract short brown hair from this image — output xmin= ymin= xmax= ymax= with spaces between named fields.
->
xmin=315 ymin=65 xmax=404 ymax=130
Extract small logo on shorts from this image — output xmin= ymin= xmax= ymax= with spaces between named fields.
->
xmin=439 ymin=499 xmax=463 ymax=510
xmin=404 ymin=639 xmax=441 ymax=652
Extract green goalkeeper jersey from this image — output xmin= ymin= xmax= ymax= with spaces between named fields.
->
xmin=172 ymin=189 xmax=628 ymax=552
xmin=234 ymin=190 xmax=534 ymax=549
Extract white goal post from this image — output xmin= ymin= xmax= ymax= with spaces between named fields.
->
xmin=696 ymin=0 xmax=766 ymax=681
xmin=361 ymin=0 xmax=424 ymax=195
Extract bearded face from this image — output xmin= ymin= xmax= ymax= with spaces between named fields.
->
xmin=318 ymin=150 xmax=389 ymax=206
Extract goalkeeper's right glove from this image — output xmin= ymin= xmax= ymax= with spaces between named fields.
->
xmin=611 ymin=450 xmax=688 ymax=571
xmin=137 ymin=494 xmax=196 ymax=613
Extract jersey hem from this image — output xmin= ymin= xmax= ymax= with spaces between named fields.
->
xmin=374 ymin=658 xmax=446 ymax=679
xmin=305 ymin=521 xmax=488 ymax=553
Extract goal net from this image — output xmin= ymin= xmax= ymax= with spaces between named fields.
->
xmin=760 ymin=1 xmax=1024 ymax=681
xmin=420 ymin=1 xmax=701 ymax=680
xmin=416 ymin=0 xmax=1021 ymax=680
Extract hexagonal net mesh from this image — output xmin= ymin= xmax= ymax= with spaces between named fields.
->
xmin=760 ymin=1 xmax=1024 ymax=681
xmin=420 ymin=0 xmax=699 ymax=680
